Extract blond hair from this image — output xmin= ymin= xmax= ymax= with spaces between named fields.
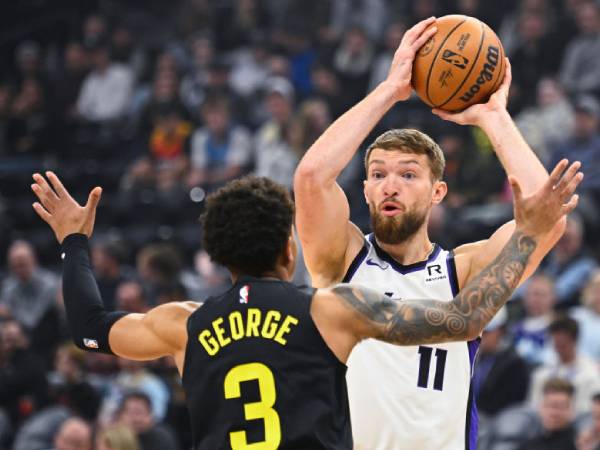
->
xmin=98 ymin=426 xmax=140 ymax=450
xmin=364 ymin=129 xmax=445 ymax=181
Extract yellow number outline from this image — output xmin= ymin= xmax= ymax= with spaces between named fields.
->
xmin=224 ymin=362 xmax=282 ymax=449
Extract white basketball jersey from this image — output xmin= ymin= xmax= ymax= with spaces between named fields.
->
xmin=345 ymin=234 xmax=479 ymax=450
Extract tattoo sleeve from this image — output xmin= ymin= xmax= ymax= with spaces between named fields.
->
xmin=331 ymin=231 xmax=537 ymax=345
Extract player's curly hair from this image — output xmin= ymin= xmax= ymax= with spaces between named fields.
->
xmin=201 ymin=176 xmax=294 ymax=276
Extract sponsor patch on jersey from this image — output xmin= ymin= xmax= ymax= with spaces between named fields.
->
xmin=425 ymin=264 xmax=447 ymax=283
xmin=366 ymin=258 xmax=389 ymax=270
xmin=83 ymin=338 xmax=98 ymax=349
xmin=239 ymin=285 xmax=250 ymax=304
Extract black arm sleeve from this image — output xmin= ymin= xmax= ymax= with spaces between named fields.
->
xmin=62 ymin=233 xmax=129 ymax=354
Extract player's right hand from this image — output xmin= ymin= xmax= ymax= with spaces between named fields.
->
xmin=511 ymin=159 xmax=583 ymax=238
xmin=385 ymin=17 xmax=437 ymax=102
xmin=31 ymin=171 xmax=102 ymax=243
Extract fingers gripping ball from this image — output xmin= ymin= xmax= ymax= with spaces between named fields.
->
xmin=412 ymin=15 xmax=506 ymax=111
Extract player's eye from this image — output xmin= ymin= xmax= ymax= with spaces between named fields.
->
xmin=402 ymin=172 xmax=416 ymax=180
xmin=371 ymin=171 xmax=385 ymax=179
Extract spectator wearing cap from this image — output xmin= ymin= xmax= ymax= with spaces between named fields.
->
xmin=549 ymin=95 xmax=600 ymax=200
xmin=253 ymin=77 xmax=298 ymax=189
xmin=474 ymin=307 xmax=530 ymax=420
xmin=559 ymin=1 xmax=600 ymax=98
xmin=529 ymin=316 xmax=600 ymax=416
xmin=188 ymin=94 xmax=252 ymax=191
xmin=76 ymin=37 xmax=134 ymax=122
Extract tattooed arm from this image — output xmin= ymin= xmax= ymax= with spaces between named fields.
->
xmin=330 ymin=230 xmax=536 ymax=345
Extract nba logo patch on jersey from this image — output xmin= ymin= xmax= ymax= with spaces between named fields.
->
xmin=83 ymin=338 xmax=98 ymax=349
xmin=239 ymin=285 xmax=250 ymax=304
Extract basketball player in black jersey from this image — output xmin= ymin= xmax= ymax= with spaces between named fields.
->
xmin=30 ymin=166 xmax=578 ymax=449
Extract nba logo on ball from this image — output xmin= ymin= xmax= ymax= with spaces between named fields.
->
xmin=239 ymin=285 xmax=250 ymax=304
xmin=412 ymin=15 xmax=506 ymax=111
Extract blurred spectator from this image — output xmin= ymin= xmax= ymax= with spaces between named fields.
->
xmin=102 ymin=359 xmax=170 ymax=424
xmin=550 ymin=95 xmax=600 ymax=203
xmin=509 ymin=10 xmax=560 ymax=112
xmin=332 ymin=26 xmax=374 ymax=107
xmin=179 ymin=34 xmax=214 ymax=119
xmin=173 ymin=0 xmax=214 ymax=40
xmin=0 ymin=82 xmax=12 ymax=155
xmin=47 ymin=344 xmax=100 ymax=422
xmin=6 ymin=78 xmax=51 ymax=156
xmin=571 ymin=270 xmax=600 ymax=360
xmin=475 ymin=308 xmax=530 ymax=419
xmin=512 ymin=274 xmax=556 ymax=366
xmin=110 ymin=23 xmax=147 ymax=81
xmin=91 ymin=239 xmax=131 ymax=311
xmin=529 ymin=316 xmax=600 ymax=415
xmin=0 ymin=240 xmax=58 ymax=336
xmin=48 ymin=417 xmax=92 ymax=450
xmin=96 ymin=425 xmax=140 ymax=450
xmin=310 ymin=63 xmax=346 ymax=119
xmin=185 ymin=249 xmax=230 ymax=300
xmin=214 ymin=0 xmax=271 ymax=52
xmin=0 ymin=319 xmax=48 ymax=432
xmin=326 ymin=0 xmax=387 ymax=42
xmin=369 ymin=21 xmax=406 ymax=91
xmin=559 ymin=1 xmax=600 ymax=98
xmin=11 ymin=406 xmax=71 ymax=450
xmin=253 ymin=77 xmax=298 ymax=188
xmin=188 ymin=95 xmax=251 ymax=191
xmin=136 ymin=244 xmax=189 ymax=306
xmin=115 ymin=281 xmax=149 ymax=314
xmin=51 ymin=42 xmax=89 ymax=137
xmin=518 ymin=378 xmax=577 ymax=450
xmin=541 ymin=213 xmax=598 ymax=307
xmin=577 ymin=393 xmax=600 ymax=450
xmin=81 ymin=13 xmax=107 ymax=49
xmin=117 ymin=392 xmax=179 ymax=450
xmin=230 ymin=33 xmax=272 ymax=100
xmin=76 ymin=39 xmax=134 ymax=122
xmin=13 ymin=41 xmax=47 ymax=90
xmin=516 ymin=77 xmax=575 ymax=164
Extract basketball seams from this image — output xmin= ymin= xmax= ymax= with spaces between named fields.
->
xmin=424 ymin=18 xmax=467 ymax=106
xmin=436 ymin=20 xmax=485 ymax=109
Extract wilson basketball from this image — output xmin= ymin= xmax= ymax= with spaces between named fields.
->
xmin=412 ymin=15 xmax=506 ymax=112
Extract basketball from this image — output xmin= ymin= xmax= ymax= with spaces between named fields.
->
xmin=412 ymin=15 xmax=506 ymax=112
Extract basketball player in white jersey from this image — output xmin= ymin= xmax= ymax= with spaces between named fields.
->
xmin=293 ymin=17 xmax=583 ymax=450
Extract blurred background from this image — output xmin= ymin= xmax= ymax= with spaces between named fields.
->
xmin=0 ymin=0 xmax=599 ymax=449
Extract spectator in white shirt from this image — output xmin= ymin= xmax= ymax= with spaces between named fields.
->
xmin=76 ymin=39 xmax=134 ymax=122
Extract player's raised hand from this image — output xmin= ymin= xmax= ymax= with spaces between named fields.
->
xmin=432 ymin=57 xmax=512 ymax=126
xmin=385 ymin=17 xmax=437 ymax=102
xmin=31 ymin=171 xmax=102 ymax=243
xmin=511 ymin=159 xmax=582 ymax=238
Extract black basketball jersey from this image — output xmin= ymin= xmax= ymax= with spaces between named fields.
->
xmin=181 ymin=276 xmax=352 ymax=450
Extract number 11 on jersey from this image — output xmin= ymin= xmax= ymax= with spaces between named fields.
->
xmin=417 ymin=346 xmax=448 ymax=391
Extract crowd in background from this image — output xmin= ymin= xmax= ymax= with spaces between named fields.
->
xmin=0 ymin=0 xmax=600 ymax=449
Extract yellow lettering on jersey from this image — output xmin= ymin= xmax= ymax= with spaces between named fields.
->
xmin=212 ymin=317 xmax=231 ymax=347
xmin=246 ymin=308 xmax=261 ymax=337
xmin=229 ymin=311 xmax=244 ymax=340
xmin=261 ymin=310 xmax=281 ymax=339
xmin=198 ymin=329 xmax=219 ymax=356
xmin=274 ymin=315 xmax=299 ymax=345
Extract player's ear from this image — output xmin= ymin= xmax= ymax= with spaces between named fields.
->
xmin=431 ymin=180 xmax=447 ymax=204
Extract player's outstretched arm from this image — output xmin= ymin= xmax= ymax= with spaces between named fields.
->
xmin=31 ymin=172 xmax=192 ymax=370
xmin=294 ymin=18 xmax=437 ymax=286
xmin=313 ymin=164 xmax=580 ymax=359
xmin=434 ymin=60 xmax=569 ymax=287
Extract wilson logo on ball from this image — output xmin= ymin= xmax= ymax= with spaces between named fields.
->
xmin=441 ymin=50 xmax=469 ymax=69
xmin=459 ymin=45 xmax=500 ymax=103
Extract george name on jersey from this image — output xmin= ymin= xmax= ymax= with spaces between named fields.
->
xmin=198 ymin=308 xmax=299 ymax=356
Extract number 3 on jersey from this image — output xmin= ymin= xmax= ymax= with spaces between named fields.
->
xmin=417 ymin=346 xmax=448 ymax=391
xmin=224 ymin=362 xmax=282 ymax=449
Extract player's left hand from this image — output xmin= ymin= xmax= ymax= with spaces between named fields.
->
xmin=431 ymin=57 xmax=511 ymax=127
xmin=31 ymin=171 xmax=102 ymax=243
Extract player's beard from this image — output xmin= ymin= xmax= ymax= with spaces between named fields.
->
xmin=369 ymin=201 xmax=428 ymax=245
